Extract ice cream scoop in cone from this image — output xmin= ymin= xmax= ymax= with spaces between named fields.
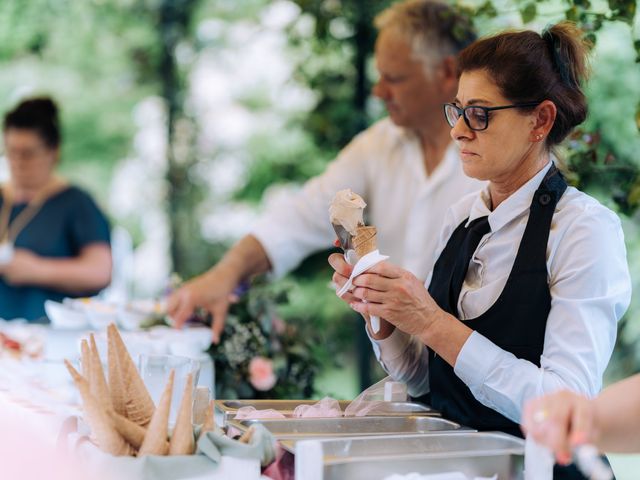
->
xmin=64 ymin=360 xmax=133 ymax=456
xmin=107 ymin=323 xmax=155 ymax=426
xmin=353 ymin=226 xmax=377 ymax=258
xmin=139 ymin=370 xmax=175 ymax=456
xmin=169 ymin=372 xmax=195 ymax=455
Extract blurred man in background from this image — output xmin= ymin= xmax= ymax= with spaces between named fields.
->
xmin=168 ymin=0 xmax=483 ymax=343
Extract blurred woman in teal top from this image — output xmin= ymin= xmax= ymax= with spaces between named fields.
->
xmin=0 ymin=97 xmax=112 ymax=321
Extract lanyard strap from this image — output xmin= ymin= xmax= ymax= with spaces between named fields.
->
xmin=0 ymin=178 xmax=67 ymax=243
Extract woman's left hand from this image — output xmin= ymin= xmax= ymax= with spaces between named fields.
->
xmin=350 ymin=261 xmax=446 ymax=338
xmin=0 ymin=249 xmax=41 ymax=285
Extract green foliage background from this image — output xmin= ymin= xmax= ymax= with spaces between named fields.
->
xmin=0 ymin=0 xmax=639 ymax=394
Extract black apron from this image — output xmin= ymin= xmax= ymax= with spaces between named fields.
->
xmin=423 ymin=165 xmax=612 ymax=479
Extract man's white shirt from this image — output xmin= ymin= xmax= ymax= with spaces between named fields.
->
xmin=251 ymin=117 xmax=484 ymax=281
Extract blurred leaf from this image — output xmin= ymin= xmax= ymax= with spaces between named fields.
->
xmin=584 ymin=32 xmax=597 ymax=47
xmin=476 ymin=0 xmax=498 ymax=18
xmin=565 ymin=6 xmax=579 ymax=21
xmin=608 ymin=0 xmax=637 ymax=24
xmin=636 ymin=101 xmax=640 ymax=132
xmin=627 ymin=182 xmax=640 ymax=207
xmin=520 ymin=3 xmax=537 ymax=24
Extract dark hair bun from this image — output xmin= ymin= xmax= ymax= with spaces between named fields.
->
xmin=3 ymin=96 xmax=61 ymax=148
xmin=458 ymin=21 xmax=590 ymax=147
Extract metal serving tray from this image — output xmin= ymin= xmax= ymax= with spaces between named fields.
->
xmin=228 ymin=415 xmax=470 ymax=443
xmin=215 ymin=399 xmax=438 ymax=426
xmin=291 ymin=432 xmax=525 ymax=480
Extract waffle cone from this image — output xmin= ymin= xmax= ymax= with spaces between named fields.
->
xmin=169 ymin=372 xmax=195 ymax=455
xmin=80 ymin=339 xmax=91 ymax=383
xmin=192 ymin=386 xmax=209 ymax=425
xmin=88 ymin=334 xmax=111 ymax=411
xmin=353 ymin=226 xmax=377 ymax=258
xmin=110 ymin=411 xmax=147 ymax=450
xmin=198 ymin=400 xmax=216 ymax=441
xmin=107 ymin=326 xmax=127 ymax=417
xmin=108 ymin=323 xmax=155 ymax=426
xmin=139 ymin=370 xmax=174 ymax=456
xmin=64 ymin=360 xmax=133 ymax=456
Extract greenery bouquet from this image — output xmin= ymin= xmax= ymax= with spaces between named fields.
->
xmin=209 ymin=279 xmax=323 ymax=400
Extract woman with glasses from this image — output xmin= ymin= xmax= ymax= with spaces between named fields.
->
xmin=0 ymin=97 xmax=111 ymax=322
xmin=330 ymin=21 xmax=629 ymax=479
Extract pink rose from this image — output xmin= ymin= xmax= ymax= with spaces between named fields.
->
xmin=248 ymin=356 xmax=277 ymax=391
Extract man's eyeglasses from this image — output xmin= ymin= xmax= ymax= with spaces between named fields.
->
xmin=443 ymin=102 xmax=541 ymax=131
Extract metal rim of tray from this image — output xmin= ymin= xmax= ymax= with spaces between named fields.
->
xmin=227 ymin=415 xmax=475 ymax=448
xmin=279 ymin=430 xmax=522 ymax=455
xmin=287 ymin=431 xmax=525 ymax=456
xmin=215 ymin=399 xmax=439 ymax=422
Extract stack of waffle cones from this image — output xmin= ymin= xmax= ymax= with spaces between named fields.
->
xmin=64 ymin=324 xmax=215 ymax=457
xmin=353 ymin=225 xmax=377 ymax=259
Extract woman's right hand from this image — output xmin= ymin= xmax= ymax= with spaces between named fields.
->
xmin=522 ymin=390 xmax=600 ymax=465
xmin=328 ymin=252 xmax=355 ymax=300
xmin=328 ymin=252 xmax=395 ymax=339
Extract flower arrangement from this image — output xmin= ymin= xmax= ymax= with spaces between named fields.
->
xmin=208 ymin=279 xmax=323 ymax=400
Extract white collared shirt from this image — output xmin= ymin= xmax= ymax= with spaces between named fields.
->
xmin=251 ymin=118 xmax=484 ymax=281
xmin=371 ymin=162 xmax=631 ymax=423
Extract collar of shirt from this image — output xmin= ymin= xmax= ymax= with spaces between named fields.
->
xmin=465 ymin=161 xmax=553 ymax=233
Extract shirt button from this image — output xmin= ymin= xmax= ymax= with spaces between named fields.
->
xmin=539 ymin=193 xmax=552 ymax=205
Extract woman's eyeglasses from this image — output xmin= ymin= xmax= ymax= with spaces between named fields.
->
xmin=443 ymin=102 xmax=541 ymax=131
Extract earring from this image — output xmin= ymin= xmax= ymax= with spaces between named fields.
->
xmin=535 ymin=134 xmax=543 ymax=141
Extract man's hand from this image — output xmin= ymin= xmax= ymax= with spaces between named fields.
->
xmin=166 ymin=266 xmax=238 ymax=344
xmin=166 ymin=234 xmax=273 ymax=344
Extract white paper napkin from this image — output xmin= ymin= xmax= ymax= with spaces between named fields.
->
xmin=524 ymin=434 xmax=554 ymax=480
xmin=337 ymin=249 xmax=389 ymax=333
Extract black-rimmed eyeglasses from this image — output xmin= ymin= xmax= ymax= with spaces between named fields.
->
xmin=443 ymin=102 xmax=541 ymax=131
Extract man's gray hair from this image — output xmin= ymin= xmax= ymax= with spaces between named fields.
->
xmin=375 ymin=0 xmax=476 ymax=73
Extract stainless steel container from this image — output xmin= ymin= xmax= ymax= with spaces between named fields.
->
xmin=215 ymin=399 xmax=437 ymax=426
xmin=292 ymin=431 xmax=525 ymax=480
xmin=228 ymin=415 xmax=470 ymax=442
